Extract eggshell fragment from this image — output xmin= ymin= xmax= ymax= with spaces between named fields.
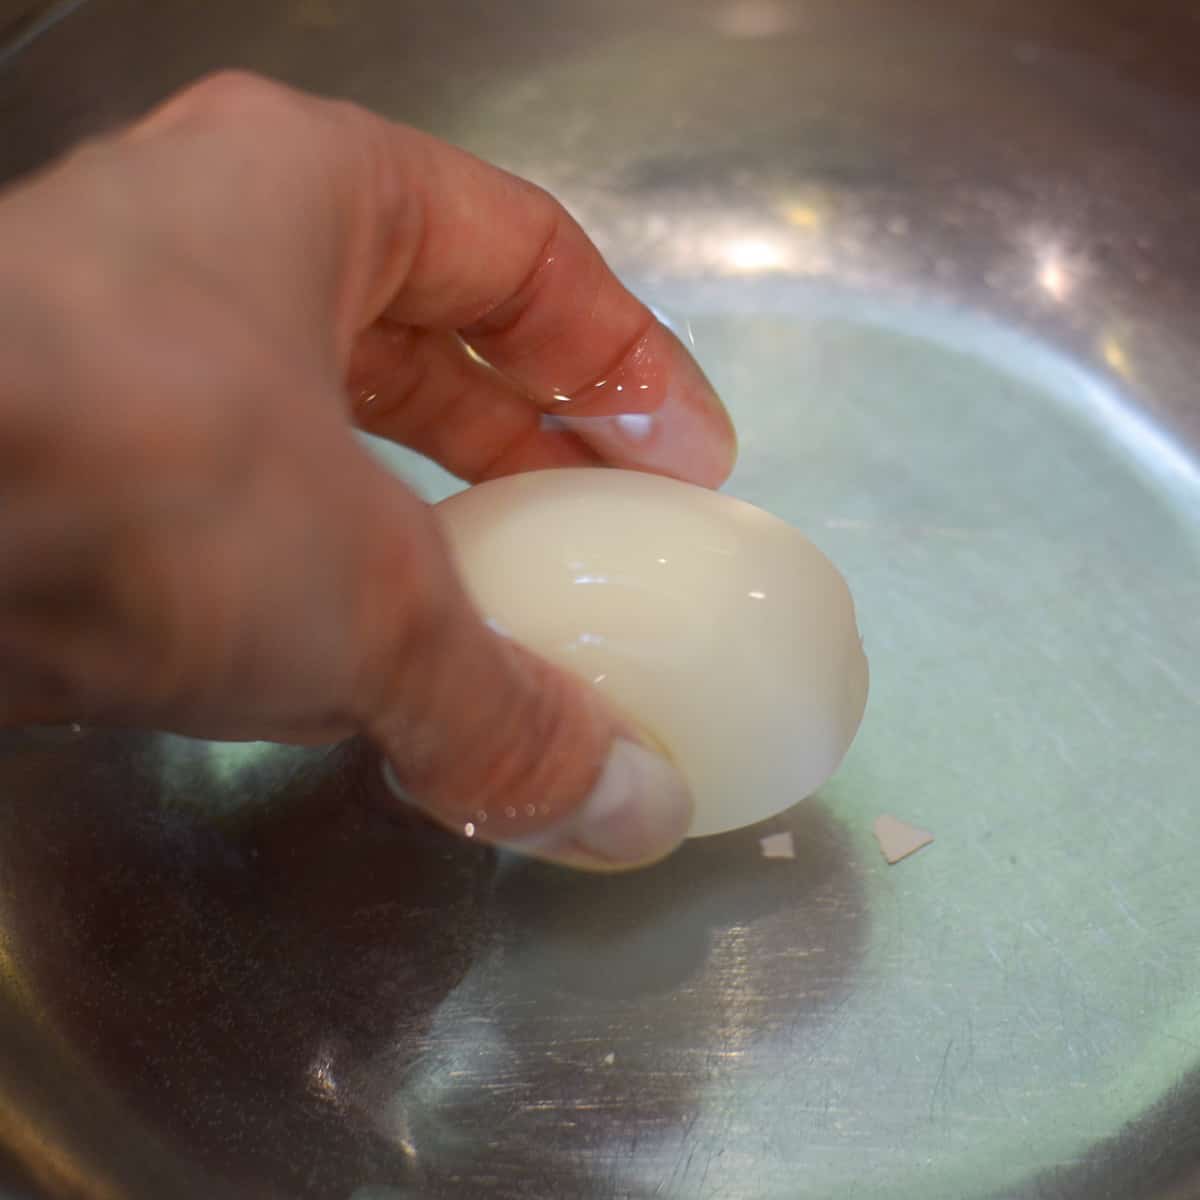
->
xmin=760 ymin=832 xmax=798 ymax=860
xmin=873 ymin=815 xmax=934 ymax=864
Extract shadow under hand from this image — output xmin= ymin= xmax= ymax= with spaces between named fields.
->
xmin=0 ymin=733 xmax=495 ymax=1200
xmin=496 ymin=798 xmax=865 ymax=1000
xmin=388 ymin=797 xmax=870 ymax=1198
xmin=1002 ymin=1063 xmax=1200 ymax=1200
xmin=0 ymin=730 xmax=873 ymax=1200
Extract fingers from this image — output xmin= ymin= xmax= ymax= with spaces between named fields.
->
xmin=352 ymin=316 xmax=736 ymax=487
xmin=315 ymin=91 xmax=738 ymax=486
xmin=123 ymin=72 xmax=736 ymax=485
xmin=349 ymin=462 xmax=694 ymax=869
xmin=348 ymin=321 xmax=602 ymax=481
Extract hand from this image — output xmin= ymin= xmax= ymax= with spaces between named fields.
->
xmin=0 ymin=72 xmax=736 ymax=869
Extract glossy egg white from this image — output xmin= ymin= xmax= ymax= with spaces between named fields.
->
xmin=435 ymin=469 xmax=868 ymax=837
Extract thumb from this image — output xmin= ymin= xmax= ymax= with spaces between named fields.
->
xmin=355 ymin=472 xmax=694 ymax=871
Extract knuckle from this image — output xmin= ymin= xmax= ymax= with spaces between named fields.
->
xmin=169 ymin=69 xmax=287 ymax=119
xmin=458 ymin=654 xmax=604 ymax=831
xmin=460 ymin=207 xmax=564 ymax=343
xmin=369 ymin=594 xmax=606 ymax=836
xmin=133 ymin=71 xmax=298 ymax=142
xmin=577 ymin=306 xmax=657 ymax=392
xmin=348 ymin=324 xmax=422 ymax=422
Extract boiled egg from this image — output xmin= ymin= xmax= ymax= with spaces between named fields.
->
xmin=436 ymin=469 xmax=868 ymax=836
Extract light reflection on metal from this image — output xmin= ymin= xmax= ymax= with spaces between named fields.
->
xmin=777 ymin=186 xmax=831 ymax=232
xmin=720 ymin=235 xmax=791 ymax=274
xmin=714 ymin=0 xmax=795 ymax=38
xmin=203 ymin=741 xmax=278 ymax=787
xmin=1101 ymin=335 xmax=1132 ymax=379
xmin=1037 ymin=254 xmax=1069 ymax=299
xmin=782 ymin=203 xmax=822 ymax=229
xmin=1075 ymin=371 xmax=1200 ymax=494
xmin=306 ymin=1044 xmax=339 ymax=1102
xmin=376 ymin=1103 xmax=420 ymax=1168
xmin=1031 ymin=237 xmax=1089 ymax=302
xmin=0 ymin=1099 xmax=118 ymax=1200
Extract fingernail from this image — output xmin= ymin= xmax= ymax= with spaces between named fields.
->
xmin=560 ymin=738 xmax=694 ymax=868
xmin=380 ymin=739 xmax=694 ymax=871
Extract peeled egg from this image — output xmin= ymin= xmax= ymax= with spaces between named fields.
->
xmin=435 ymin=469 xmax=868 ymax=837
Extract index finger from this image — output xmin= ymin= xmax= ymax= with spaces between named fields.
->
xmin=328 ymin=101 xmax=738 ymax=487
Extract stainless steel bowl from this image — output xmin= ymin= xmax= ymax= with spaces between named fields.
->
xmin=2 ymin=3 xmax=1199 ymax=1198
